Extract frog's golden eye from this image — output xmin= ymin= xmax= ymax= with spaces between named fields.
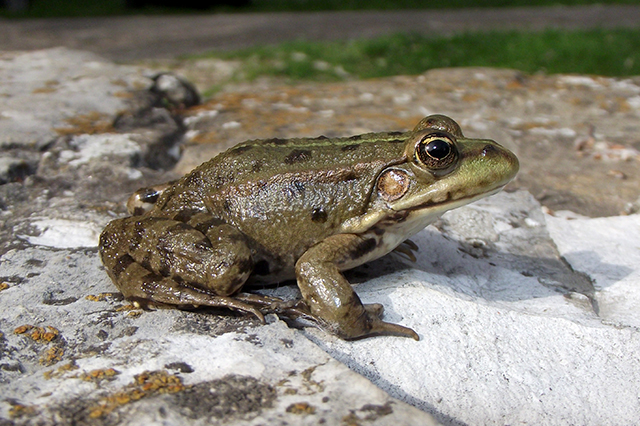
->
xmin=415 ymin=132 xmax=458 ymax=172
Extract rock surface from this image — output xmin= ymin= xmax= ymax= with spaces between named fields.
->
xmin=1 ymin=48 xmax=639 ymax=426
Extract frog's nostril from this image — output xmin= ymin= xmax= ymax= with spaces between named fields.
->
xmin=481 ymin=144 xmax=497 ymax=156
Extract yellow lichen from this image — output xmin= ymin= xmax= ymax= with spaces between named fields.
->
xmin=88 ymin=370 xmax=186 ymax=418
xmin=54 ymin=111 xmax=114 ymax=135
xmin=81 ymin=368 xmax=120 ymax=382
xmin=115 ymin=304 xmax=139 ymax=312
xmin=85 ymin=292 xmax=120 ymax=302
xmin=14 ymin=325 xmax=60 ymax=343
xmin=40 ymin=346 xmax=64 ymax=366
xmin=8 ymin=403 xmax=37 ymax=419
xmin=44 ymin=360 xmax=79 ymax=380
xmin=286 ymin=401 xmax=316 ymax=415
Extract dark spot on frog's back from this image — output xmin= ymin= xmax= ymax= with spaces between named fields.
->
xmin=341 ymin=144 xmax=359 ymax=152
xmin=113 ymin=254 xmax=135 ymax=278
xmin=341 ymin=170 xmax=358 ymax=181
xmin=284 ymin=149 xmax=312 ymax=165
xmin=251 ymin=160 xmax=263 ymax=172
xmin=230 ymin=145 xmax=253 ymax=155
xmin=173 ymin=209 xmax=196 ymax=223
xmin=293 ymin=180 xmax=305 ymax=193
xmin=311 ymin=207 xmax=328 ymax=223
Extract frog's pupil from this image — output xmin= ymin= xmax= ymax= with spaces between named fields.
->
xmin=426 ymin=140 xmax=451 ymax=159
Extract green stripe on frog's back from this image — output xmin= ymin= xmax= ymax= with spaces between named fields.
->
xmin=223 ymin=131 xmax=411 ymax=170
xmin=243 ymin=130 xmax=409 ymax=150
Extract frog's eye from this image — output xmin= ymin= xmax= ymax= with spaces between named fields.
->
xmin=415 ymin=132 xmax=458 ymax=172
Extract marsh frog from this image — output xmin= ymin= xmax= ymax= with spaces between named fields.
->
xmin=100 ymin=115 xmax=518 ymax=340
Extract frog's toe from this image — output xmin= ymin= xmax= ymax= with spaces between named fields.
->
xmin=341 ymin=307 xmax=419 ymax=340
xmin=392 ymin=240 xmax=418 ymax=262
xmin=235 ymin=293 xmax=315 ymax=321
xmin=365 ymin=318 xmax=419 ymax=341
xmin=364 ymin=303 xmax=385 ymax=318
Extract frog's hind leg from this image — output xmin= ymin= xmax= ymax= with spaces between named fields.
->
xmin=111 ymin=258 xmax=265 ymax=322
xmin=99 ymin=213 xmax=262 ymax=320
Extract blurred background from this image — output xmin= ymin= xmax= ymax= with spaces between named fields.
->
xmin=1 ymin=0 xmax=640 ymax=16
xmin=2 ymin=0 xmax=640 ymax=81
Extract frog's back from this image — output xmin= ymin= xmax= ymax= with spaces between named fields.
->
xmin=168 ymin=133 xmax=409 ymax=259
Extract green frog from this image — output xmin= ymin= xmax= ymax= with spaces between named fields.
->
xmin=100 ymin=115 xmax=518 ymax=340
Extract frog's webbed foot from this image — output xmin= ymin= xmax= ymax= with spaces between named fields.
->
xmin=234 ymin=293 xmax=316 ymax=321
xmin=358 ymin=303 xmax=419 ymax=340
xmin=392 ymin=239 xmax=419 ymax=262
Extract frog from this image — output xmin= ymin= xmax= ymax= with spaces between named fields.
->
xmin=99 ymin=114 xmax=518 ymax=340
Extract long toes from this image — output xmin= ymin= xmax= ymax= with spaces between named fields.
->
xmin=366 ymin=319 xmax=419 ymax=341
xmin=234 ymin=292 xmax=284 ymax=306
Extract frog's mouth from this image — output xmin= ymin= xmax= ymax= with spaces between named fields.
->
xmin=392 ymin=180 xmax=508 ymax=217
xmin=420 ymin=184 xmax=505 ymax=211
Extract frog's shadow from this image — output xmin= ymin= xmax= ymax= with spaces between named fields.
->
xmin=357 ymin=228 xmax=632 ymax=306
xmin=209 ymin=228 xmax=629 ymax=327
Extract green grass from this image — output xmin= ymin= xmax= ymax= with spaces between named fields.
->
xmin=203 ymin=29 xmax=640 ymax=83
xmin=2 ymin=0 xmax=640 ymax=18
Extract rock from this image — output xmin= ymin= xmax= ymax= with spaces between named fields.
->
xmin=0 ymin=247 xmax=435 ymax=425
xmin=0 ymin=157 xmax=34 ymax=184
xmin=151 ymin=73 xmax=200 ymax=109
xmin=546 ymin=212 xmax=640 ymax=329
xmin=2 ymin=48 xmax=640 ymax=426
xmin=0 ymin=48 xmax=150 ymax=149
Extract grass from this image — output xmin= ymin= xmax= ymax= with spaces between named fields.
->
xmin=2 ymin=0 xmax=640 ymax=18
xmin=200 ymin=29 xmax=640 ymax=83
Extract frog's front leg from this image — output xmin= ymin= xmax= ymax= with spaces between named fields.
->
xmin=99 ymin=212 xmax=264 ymax=320
xmin=295 ymin=234 xmax=419 ymax=340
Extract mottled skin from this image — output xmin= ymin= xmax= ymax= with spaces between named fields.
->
xmin=100 ymin=115 xmax=519 ymax=340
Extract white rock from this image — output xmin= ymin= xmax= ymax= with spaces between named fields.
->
xmin=0 ymin=48 xmax=150 ymax=148
xmin=19 ymin=218 xmax=102 ymax=248
xmin=67 ymin=133 xmax=141 ymax=166
xmin=546 ymin=213 xmax=640 ymax=328
xmin=306 ymin=191 xmax=640 ymax=425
